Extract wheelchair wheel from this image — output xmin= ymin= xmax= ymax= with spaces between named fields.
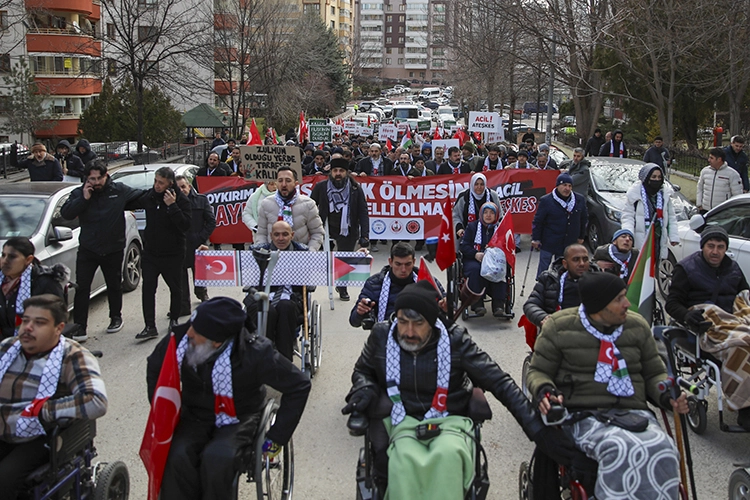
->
xmin=521 ymin=354 xmax=532 ymax=400
xmin=686 ymin=396 xmax=708 ymax=435
xmin=728 ymin=468 xmax=750 ymax=500
xmin=255 ymin=402 xmax=294 ymax=500
xmin=506 ymin=273 xmax=515 ymax=312
xmin=310 ymin=300 xmax=322 ymax=377
xmin=518 ymin=461 xmax=533 ymax=500
xmin=94 ymin=461 xmax=130 ymax=500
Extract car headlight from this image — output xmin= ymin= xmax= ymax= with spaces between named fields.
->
xmin=604 ymin=204 xmax=622 ymax=222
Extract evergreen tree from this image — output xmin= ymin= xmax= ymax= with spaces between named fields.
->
xmin=2 ymin=57 xmax=55 ymax=142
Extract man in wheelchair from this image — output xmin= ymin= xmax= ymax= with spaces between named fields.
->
xmin=0 ymin=294 xmax=108 ymax=500
xmin=343 ymin=282 xmax=574 ymax=498
xmin=244 ymin=220 xmax=309 ymax=361
xmin=528 ymin=272 xmax=689 ymax=499
xmin=593 ymin=228 xmax=638 ymax=280
xmin=147 ymin=296 xmax=310 ymax=499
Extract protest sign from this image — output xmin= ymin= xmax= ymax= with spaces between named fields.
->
xmin=199 ymin=170 xmax=558 ymax=243
xmin=431 ymin=139 xmax=460 ymax=158
xmin=308 ymin=118 xmax=327 ymax=126
xmin=239 ymin=145 xmax=301 ymax=181
xmin=332 ymin=125 xmax=342 ymax=136
xmin=342 ymin=121 xmax=358 ymax=134
xmin=486 ymin=130 xmax=506 ymax=143
xmin=450 ymin=125 xmax=460 ymax=134
xmin=359 ymin=127 xmax=374 ymax=136
xmin=379 ymin=123 xmax=399 ymax=141
xmin=309 ymin=124 xmax=332 ymax=144
xmin=468 ymin=111 xmax=501 ymax=132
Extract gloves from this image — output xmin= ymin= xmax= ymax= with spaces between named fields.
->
xmin=262 ymin=439 xmax=281 ymax=459
xmin=359 ymin=237 xmax=370 ymax=248
xmin=684 ymin=309 xmax=710 ymax=333
xmin=341 ymin=387 xmax=375 ymax=415
xmin=532 ymin=427 xmax=578 ymax=466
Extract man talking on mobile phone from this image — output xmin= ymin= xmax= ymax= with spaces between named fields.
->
xmin=129 ymin=167 xmax=192 ymax=340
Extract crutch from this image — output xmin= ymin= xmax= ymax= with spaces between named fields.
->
xmin=519 ymin=249 xmax=534 ymax=297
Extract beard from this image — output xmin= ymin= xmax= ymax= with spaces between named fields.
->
xmin=185 ymin=340 xmax=219 ymax=369
xmin=331 ymin=176 xmax=347 ymax=188
xmin=397 ymin=333 xmax=429 ymax=352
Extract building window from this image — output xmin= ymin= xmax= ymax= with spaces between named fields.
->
xmin=409 ymin=71 xmax=413 ymax=77
xmin=397 ymin=58 xmax=403 ymax=64
xmin=433 ymin=47 xmax=444 ymax=56
xmin=385 ymin=58 xmax=392 ymax=64
xmin=419 ymin=71 xmax=425 ymax=78
xmin=400 ymin=15 xmax=404 ymax=21
xmin=303 ymin=4 xmax=320 ymax=14
xmin=398 ymin=47 xmax=404 ymax=53
xmin=386 ymin=36 xmax=392 ymax=43
xmin=398 ymin=36 xmax=404 ymax=43
xmin=138 ymin=0 xmax=157 ymax=7
xmin=106 ymin=23 xmax=116 ymax=39
xmin=0 ymin=54 xmax=10 ymax=73
xmin=386 ymin=26 xmax=392 ymax=33
xmin=107 ymin=58 xmax=117 ymax=76
xmin=386 ymin=15 xmax=392 ymax=22
xmin=0 ymin=96 xmax=9 ymax=112
xmin=386 ymin=47 xmax=392 ymax=53
xmin=138 ymin=25 xmax=157 ymax=42
xmin=433 ymin=3 xmax=445 ymax=12
xmin=330 ymin=20 xmax=335 ymax=29
xmin=386 ymin=4 xmax=392 ymax=10
xmin=398 ymin=25 xmax=403 ymax=32
xmin=331 ymin=6 xmax=335 ymax=14
xmin=399 ymin=3 xmax=405 ymax=10
xmin=0 ymin=11 xmax=8 ymax=31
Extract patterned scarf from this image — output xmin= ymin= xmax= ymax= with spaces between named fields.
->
xmin=552 ymin=189 xmax=575 ymax=213
xmin=609 ymin=141 xmax=624 ymax=158
xmin=396 ymin=162 xmax=410 ymax=176
xmin=385 ymin=318 xmax=451 ymax=426
xmin=557 ymin=271 xmax=568 ymax=308
xmin=377 ymin=271 xmax=417 ymax=323
xmin=0 ymin=336 xmax=66 ymax=437
xmin=275 ymin=189 xmax=299 ymax=227
xmin=608 ymin=245 xmax=631 ymax=279
xmin=448 ymin=160 xmax=462 ymax=174
xmin=482 ymin=156 xmax=498 ymax=172
xmin=326 ymin=178 xmax=350 ymax=237
xmin=0 ymin=265 xmax=33 ymax=334
xmin=176 ymin=335 xmax=239 ymax=427
xmin=640 ymin=185 xmax=663 ymax=228
xmin=467 ymin=173 xmax=487 ymax=223
xmin=372 ymin=157 xmax=382 ymax=175
xmin=578 ymin=305 xmax=634 ymax=397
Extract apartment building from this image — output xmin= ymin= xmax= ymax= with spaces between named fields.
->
xmin=300 ymin=0 xmax=354 ymax=55
xmin=355 ymin=0 xmax=447 ymax=84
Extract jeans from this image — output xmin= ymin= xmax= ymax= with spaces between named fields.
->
xmin=141 ymin=252 xmax=183 ymax=327
xmin=536 ymin=250 xmax=555 ymax=279
xmin=0 ymin=437 xmax=49 ymax=500
xmin=74 ymin=247 xmax=124 ymax=331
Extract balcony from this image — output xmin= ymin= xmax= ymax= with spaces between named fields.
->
xmin=35 ymin=118 xmax=81 ymax=138
xmin=25 ymin=0 xmax=95 ymax=14
xmin=26 ymin=31 xmax=101 ymax=57
xmin=34 ymin=76 xmax=102 ymax=96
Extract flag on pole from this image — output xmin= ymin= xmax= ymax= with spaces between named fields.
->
xmin=367 ymin=115 xmax=371 ymax=127
xmin=140 ymin=333 xmax=182 ymax=500
xmin=626 ymin=224 xmax=656 ymax=325
xmin=417 ymin=257 xmax=439 ymax=292
xmin=333 ymin=254 xmax=373 ymax=287
xmin=436 ymin=198 xmax=456 ymax=271
xmin=385 ymin=138 xmax=394 ymax=152
xmin=246 ymin=118 xmax=262 ymax=145
xmin=454 ymin=127 xmax=469 ymax=146
xmin=473 ymin=131 xmax=482 ymax=144
xmin=488 ymin=211 xmax=516 ymax=271
xmin=400 ymin=126 xmax=413 ymax=149
xmin=433 ymin=127 xmax=442 ymax=140
xmin=298 ymin=112 xmax=308 ymax=142
xmin=270 ymin=127 xmax=278 ymax=145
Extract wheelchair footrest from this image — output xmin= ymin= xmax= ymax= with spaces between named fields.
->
xmin=720 ymin=423 xmax=750 ymax=433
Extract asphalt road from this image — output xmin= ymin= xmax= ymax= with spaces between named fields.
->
xmin=85 ymin=241 xmax=745 ymax=499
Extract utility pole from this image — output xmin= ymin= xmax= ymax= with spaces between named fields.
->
xmin=545 ymin=33 xmax=556 ymax=144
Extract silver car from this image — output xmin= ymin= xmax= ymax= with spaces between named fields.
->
xmin=110 ymin=163 xmax=199 ymax=232
xmin=0 ymin=182 xmax=143 ymax=308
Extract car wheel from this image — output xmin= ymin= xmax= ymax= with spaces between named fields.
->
xmin=587 ymin=219 xmax=602 ymax=252
xmin=658 ymin=251 xmax=676 ymax=298
xmin=122 ymin=242 xmax=142 ymax=292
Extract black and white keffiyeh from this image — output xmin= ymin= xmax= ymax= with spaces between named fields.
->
xmin=467 ymin=173 xmax=487 ymax=224
xmin=377 ymin=271 xmax=417 ymax=323
xmin=552 ymin=189 xmax=575 ymax=213
xmin=385 ymin=319 xmax=451 ymax=426
xmin=176 ymin=335 xmax=239 ymax=427
xmin=0 ymin=336 xmax=66 ymax=437
xmin=327 ymin=178 xmax=351 ymax=236
xmin=640 ymin=185 xmax=664 ymax=228
xmin=0 ymin=264 xmax=33 ymax=328
xmin=275 ymin=189 xmax=299 ymax=227
xmin=608 ymin=245 xmax=631 ymax=279
xmin=578 ymin=304 xmax=634 ymax=397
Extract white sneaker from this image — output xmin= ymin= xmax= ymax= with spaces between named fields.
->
xmin=72 ymin=332 xmax=88 ymax=343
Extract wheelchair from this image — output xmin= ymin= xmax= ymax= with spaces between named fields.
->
xmin=20 ymin=419 xmax=130 ymax=500
xmin=232 ymin=398 xmax=294 ymax=500
xmin=295 ymin=286 xmax=322 ymax=379
xmin=347 ymin=388 xmax=493 ymax=500
xmin=451 ymin=253 xmax=515 ymax=322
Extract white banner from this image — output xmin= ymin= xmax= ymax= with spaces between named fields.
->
xmin=332 ymin=125 xmax=342 ymax=136
xmin=343 ymin=121 xmax=358 ymax=133
xmin=370 ymin=217 xmax=425 ymax=240
xmin=397 ymin=122 xmax=409 ymax=132
xmin=486 ymin=130 xmax=506 ymax=143
xmin=359 ymin=127 xmax=374 ymax=136
xmin=468 ymin=111 xmax=501 ymax=132
xmin=430 ymin=139 xmax=460 ymax=159
xmin=379 ymin=123 xmax=399 ymax=141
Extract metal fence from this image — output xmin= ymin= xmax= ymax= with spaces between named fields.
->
xmin=92 ymin=141 xmax=213 ymax=167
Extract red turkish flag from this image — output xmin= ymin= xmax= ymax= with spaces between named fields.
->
xmin=247 ymin=118 xmax=263 ymax=145
xmin=435 ymin=199 xmax=456 ymax=271
xmin=518 ymin=314 xmax=538 ymax=350
xmin=417 ymin=257 xmax=439 ymax=292
xmin=140 ymin=333 xmax=182 ymax=500
xmin=453 ymin=127 xmax=469 ymax=146
xmin=194 ymin=253 xmax=237 ymax=284
xmin=433 ymin=127 xmax=442 ymax=140
xmin=473 ymin=131 xmax=482 ymax=143
xmin=298 ymin=112 xmax=308 ymax=142
xmin=488 ymin=211 xmax=516 ymax=271
xmin=385 ymin=138 xmax=393 ymax=152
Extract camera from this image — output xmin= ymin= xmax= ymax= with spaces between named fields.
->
xmin=361 ymin=299 xmax=376 ymax=330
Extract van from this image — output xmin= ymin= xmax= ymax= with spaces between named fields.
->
xmin=391 ymin=104 xmax=431 ymax=131
xmin=418 ymin=87 xmax=441 ymax=101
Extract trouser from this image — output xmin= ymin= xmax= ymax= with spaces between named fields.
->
xmin=536 ymin=250 xmax=555 ymax=279
xmin=331 ymin=231 xmax=358 ymax=295
xmin=244 ymin=294 xmax=301 ymax=361
xmin=181 ymin=253 xmax=207 ymax=315
xmin=0 ymin=437 xmax=49 ymax=500
xmin=74 ymin=247 xmax=124 ymax=331
xmin=141 ymin=252 xmax=183 ymax=327
xmin=161 ymin=419 xmax=257 ymax=500
xmin=463 ymin=259 xmax=507 ymax=308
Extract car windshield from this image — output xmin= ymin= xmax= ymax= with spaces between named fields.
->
xmin=0 ymin=197 xmax=48 ymax=238
xmin=393 ymin=108 xmax=419 ymax=119
xmin=112 ymin=170 xmax=156 ymax=190
xmin=591 ymin=165 xmax=639 ymax=193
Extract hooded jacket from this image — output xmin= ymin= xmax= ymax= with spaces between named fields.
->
xmin=0 ymin=262 xmax=67 ymax=339
xmin=242 ymin=184 xmax=276 ymax=232
xmin=73 ymin=139 xmax=97 ymax=167
xmin=55 ymin=140 xmax=85 ymax=180
xmin=621 ymin=171 xmax=679 ymax=256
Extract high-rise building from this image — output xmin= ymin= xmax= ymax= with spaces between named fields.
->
xmin=355 ymin=0 xmax=446 ymax=84
xmin=300 ymin=0 xmax=354 ymax=55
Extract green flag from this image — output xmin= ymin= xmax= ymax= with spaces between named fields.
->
xmin=627 ymin=224 xmax=656 ymax=325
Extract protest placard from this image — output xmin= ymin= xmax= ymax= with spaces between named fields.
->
xmin=331 ymin=125 xmax=342 ymax=136
xmin=239 ymin=145 xmax=301 ymax=181
xmin=468 ymin=111 xmax=501 ymax=132
xmin=379 ymin=123 xmax=399 ymax=141
xmin=309 ymin=124 xmax=332 ymax=144
xmin=308 ymin=118 xmax=327 ymax=126
xmin=431 ymin=139 xmax=460 ymax=158
xmin=359 ymin=127 xmax=374 ymax=136
xmin=486 ymin=130 xmax=506 ymax=143
xmin=342 ymin=121 xmax=358 ymax=133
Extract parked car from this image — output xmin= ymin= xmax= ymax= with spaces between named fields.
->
xmin=0 ymin=182 xmax=143 ymax=309
xmin=658 ymin=194 xmax=750 ymax=297
xmin=585 ymin=158 xmax=696 ymax=254
xmin=110 ymin=163 xmax=199 ymax=232
xmin=109 ymin=142 xmax=161 ymax=165
xmin=547 ymin=145 xmax=569 ymax=166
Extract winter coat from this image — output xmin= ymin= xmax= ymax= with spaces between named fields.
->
xmin=192 ymin=164 xmax=233 ymax=191
xmin=0 ymin=262 xmax=67 ymax=339
xmin=562 ymin=159 xmax=591 ymax=196
xmin=242 ymin=184 xmax=276 ymax=232
xmin=61 ymin=177 xmax=145 ymax=255
xmin=130 ymin=188 xmax=192 ymax=257
xmin=696 ymin=163 xmax=744 ymax=211
xmin=665 ymin=252 xmax=749 ymax=324
xmin=643 ymin=146 xmax=671 ymax=169
xmin=526 ymin=307 xmax=668 ymax=411
xmin=256 ymin=192 xmax=325 ymax=250
xmin=459 ymin=220 xmax=497 ymax=260
xmin=147 ymin=324 xmax=310 ymax=445
xmin=406 ymin=166 xmax=435 ymax=177
xmin=453 ymin=188 xmax=503 ymax=233
xmin=73 ymin=139 xmax=97 ymax=167
xmin=184 ymin=188 xmax=216 ymax=261
xmin=598 ymin=140 xmax=627 ymax=158
xmin=348 ymin=321 xmax=544 ymax=440
xmin=584 ymin=135 xmax=605 ymax=157
xmin=531 ymin=190 xmax=588 ymax=256
xmin=522 ymin=258 xmax=593 ymax=327
xmin=592 ymin=244 xmax=639 ymax=279
xmin=355 ymin=156 xmax=394 ymax=176
xmin=18 ymin=153 xmax=63 ymax=181
xmin=310 ymin=177 xmax=369 ymax=241
xmin=55 ymin=140 xmax=85 ymax=180
xmin=725 ymin=146 xmax=750 ymax=192
xmin=620 ymin=181 xmax=679 ymax=256
xmin=437 ymin=160 xmax=472 ymax=175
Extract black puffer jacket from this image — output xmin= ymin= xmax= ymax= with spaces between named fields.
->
xmin=523 ymin=258 xmax=599 ymax=326
xmin=0 ymin=262 xmax=67 ymax=339
xmin=147 ymin=325 xmax=310 ymax=445
xmin=184 ymin=188 xmax=216 ymax=261
xmin=348 ymin=321 xmax=544 ymax=439
xmin=73 ymin=139 xmax=97 ymax=167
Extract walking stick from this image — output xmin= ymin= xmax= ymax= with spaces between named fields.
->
xmin=519 ymin=249 xmax=534 ymax=297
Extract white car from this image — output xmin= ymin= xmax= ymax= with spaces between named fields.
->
xmin=659 ymin=194 xmax=750 ymax=297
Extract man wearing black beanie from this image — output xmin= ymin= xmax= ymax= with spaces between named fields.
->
xmin=527 ymin=272 xmax=689 ymax=499
xmin=343 ymin=282 xmax=577 ymax=497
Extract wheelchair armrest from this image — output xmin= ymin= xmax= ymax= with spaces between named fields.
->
xmin=467 ymin=388 xmax=492 ymax=423
xmin=347 ymin=412 xmax=369 ymax=436
xmin=307 ymin=286 xmax=317 ymax=293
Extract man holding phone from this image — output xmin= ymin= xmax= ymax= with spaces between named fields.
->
xmin=129 ymin=167 xmax=192 ymax=340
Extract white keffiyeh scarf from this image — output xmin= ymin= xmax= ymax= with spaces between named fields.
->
xmin=447 ymin=160 xmax=462 ymax=174
xmin=0 ymin=265 xmax=33 ymax=333
xmin=482 ymin=156 xmax=497 ymax=172
xmin=372 ymin=158 xmax=382 ymax=176
xmin=377 ymin=271 xmax=417 ymax=323
xmin=640 ymin=185 xmax=664 ymax=228
xmin=176 ymin=335 xmax=239 ymax=427
xmin=552 ymin=189 xmax=575 ymax=213
xmin=326 ymin=178 xmax=351 ymax=237
xmin=608 ymin=245 xmax=631 ymax=279
xmin=609 ymin=141 xmax=624 ymax=157
xmin=275 ymin=189 xmax=299 ymax=227
xmin=578 ymin=305 xmax=634 ymax=397
xmin=385 ymin=318 xmax=451 ymax=426
xmin=0 ymin=336 xmax=66 ymax=437
xmin=558 ymin=271 xmax=568 ymax=307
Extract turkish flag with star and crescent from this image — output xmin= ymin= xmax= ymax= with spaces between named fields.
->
xmin=140 ymin=333 xmax=182 ymax=500
xmin=488 ymin=211 xmax=516 ymax=271
xmin=194 ymin=252 xmax=237 ymax=285
xmin=435 ymin=198 xmax=456 ymax=271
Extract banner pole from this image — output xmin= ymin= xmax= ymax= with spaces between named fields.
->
xmin=326 ymin=220 xmax=335 ymax=310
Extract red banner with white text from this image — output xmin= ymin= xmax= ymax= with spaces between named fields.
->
xmin=198 ymin=170 xmax=558 ymax=244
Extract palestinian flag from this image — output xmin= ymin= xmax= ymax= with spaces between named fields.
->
xmin=333 ymin=253 xmax=373 ymax=287
xmin=627 ymin=224 xmax=656 ymax=325
xmin=400 ymin=126 xmax=412 ymax=149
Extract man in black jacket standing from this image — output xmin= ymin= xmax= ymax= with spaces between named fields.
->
xmin=133 ymin=167 xmax=192 ymax=340
xmin=19 ymin=144 xmax=63 ymax=181
xmin=175 ymin=175 xmax=215 ymax=312
xmin=311 ymin=156 xmax=369 ymax=301
xmin=55 ymin=140 xmax=85 ymax=182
